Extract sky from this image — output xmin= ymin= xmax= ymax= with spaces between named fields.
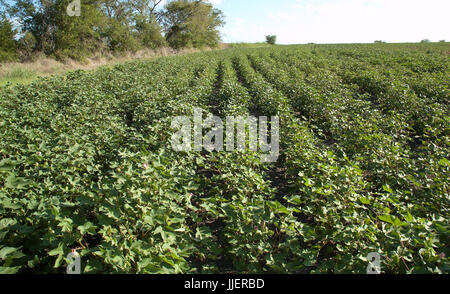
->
xmin=3 ymin=0 xmax=449 ymax=44
xmin=205 ymin=0 xmax=450 ymax=44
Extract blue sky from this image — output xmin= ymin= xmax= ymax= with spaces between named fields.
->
xmin=205 ymin=0 xmax=450 ymax=44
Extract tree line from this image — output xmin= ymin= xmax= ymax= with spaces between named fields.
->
xmin=0 ymin=0 xmax=225 ymax=62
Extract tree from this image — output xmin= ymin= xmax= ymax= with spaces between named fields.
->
xmin=0 ymin=0 xmax=225 ymax=59
xmin=420 ymin=39 xmax=431 ymax=43
xmin=5 ymin=0 xmax=107 ymax=59
xmin=98 ymin=0 xmax=138 ymax=53
xmin=266 ymin=35 xmax=276 ymax=45
xmin=0 ymin=14 xmax=18 ymax=62
xmin=162 ymin=0 xmax=225 ymax=49
xmin=130 ymin=0 xmax=166 ymax=48
xmin=4 ymin=0 xmax=166 ymax=58
xmin=135 ymin=16 xmax=166 ymax=48
xmin=129 ymin=0 xmax=164 ymax=19
xmin=18 ymin=32 xmax=37 ymax=60
xmin=54 ymin=1 xmax=108 ymax=59
xmin=90 ymin=0 xmax=166 ymax=52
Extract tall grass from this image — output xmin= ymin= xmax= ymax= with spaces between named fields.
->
xmin=0 ymin=67 xmax=37 ymax=87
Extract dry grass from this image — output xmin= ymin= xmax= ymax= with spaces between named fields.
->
xmin=0 ymin=47 xmax=221 ymax=86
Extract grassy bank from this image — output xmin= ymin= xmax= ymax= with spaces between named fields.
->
xmin=0 ymin=46 xmax=226 ymax=87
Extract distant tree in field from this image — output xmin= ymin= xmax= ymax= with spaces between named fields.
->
xmin=162 ymin=0 xmax=225 ymax=49
xmin=0 ymin=14 xmax=17 ymax=62
xmin=439 ymin=40 xmax=446 ymax=42
xmin=266 ymin=35 xmax=276 ymax=45
xmin=374 ymin=40 xmax=386 ymax=43
xmin=421 ymin=39 xmax=431 ymax=43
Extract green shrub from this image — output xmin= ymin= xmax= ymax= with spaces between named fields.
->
xmin=266 ymin=35 xmax=277 ymax=45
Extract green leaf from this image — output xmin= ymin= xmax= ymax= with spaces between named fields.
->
xmin=5 ymin=175 xmax=30 ymax=189
xmin=0 ymin=266 xmax=20 ymax=274
xmin=382 ymin=185 xmax=393 ymax=194
xmin=439 ymin=158 xmax=449 ymax=166
xmin=0 ymin=231 xmax=7 ymax=242
xmin=1 ymin=198 xmax=21 ymax=210
xmin=84 ymin=259 xmax=104 ymax=273
xmin=58 ymin=218 xmax=73 ymax=232
xmin=54 ymin=254 xmax=63 ymax=268
xmin=359 ymin=196 xmax=371 ymax=205
xmin=78 ymin=222 xmax=97 ymax=235
xmin=404 ymin=211 xmax=413 ymax=222
xmin=378 ymin=215 xmax=394 ymax=224
xmin=48 ymin=243 xmax=64 ymax=257
xmin=0 ymin=218 xmax=16 ymax=230
xmin=0 ymin=160 xmax=16 ymax=172
xmin=393 ymin=218 xmax=407 ymax=227
xmin=0 ymin=247 xmax=19 ymax=259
